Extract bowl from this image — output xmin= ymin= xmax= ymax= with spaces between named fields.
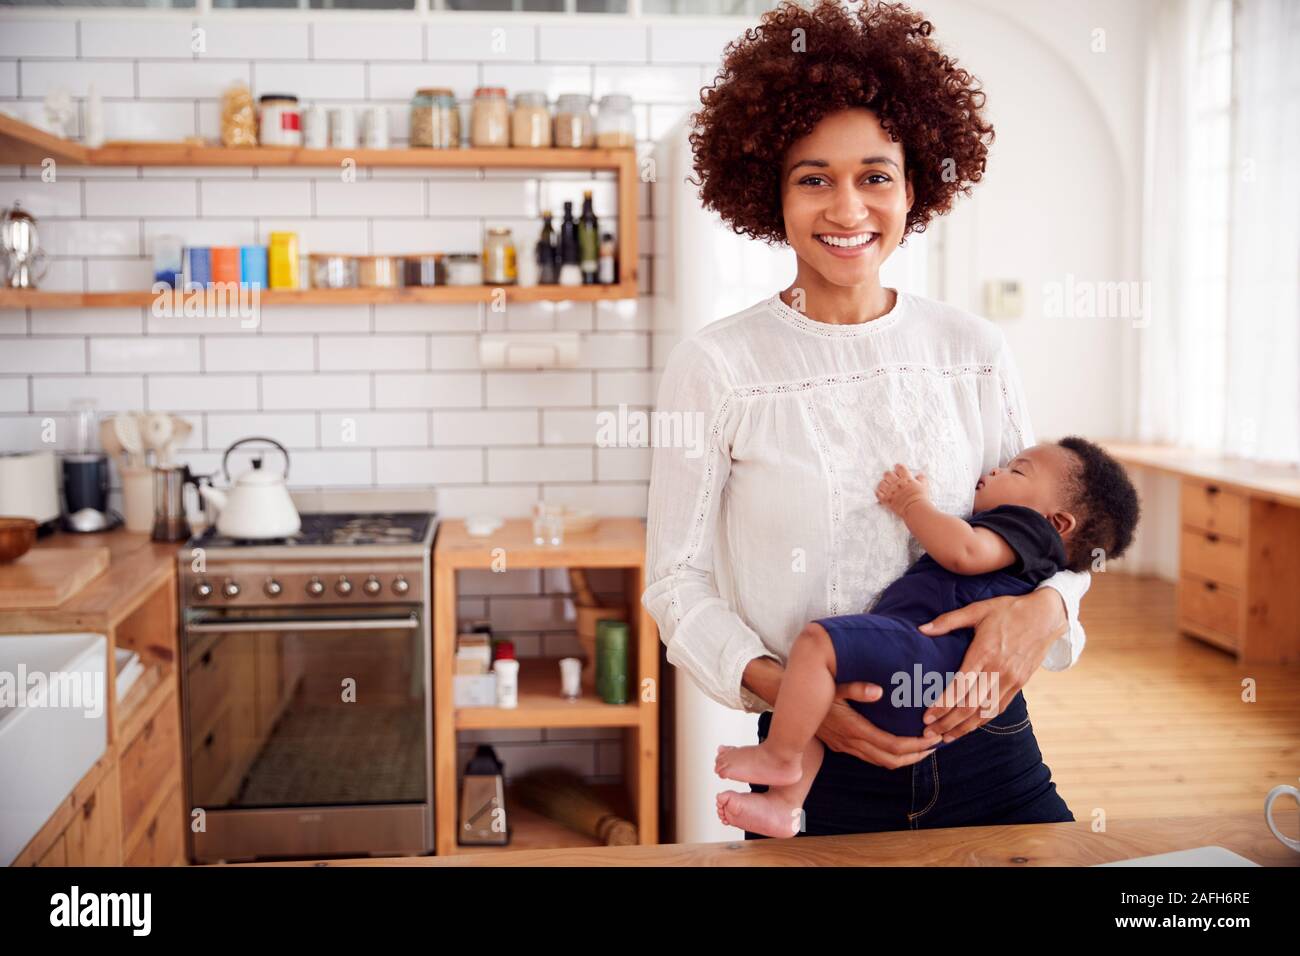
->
xmin=0 ymin=517 xmax=38 ymax=563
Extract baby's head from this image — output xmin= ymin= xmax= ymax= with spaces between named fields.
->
xmin=973 ymin=437 xmax=1141 ymax=571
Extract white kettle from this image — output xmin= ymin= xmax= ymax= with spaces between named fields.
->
xmin=199 ymin=437 xmax=301 ymax=540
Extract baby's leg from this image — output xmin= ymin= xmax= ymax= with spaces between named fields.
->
xmin=715 ymin=622 xmax=838 ymax=786
xmin=717 ymin=735 xmax=825 ymax=839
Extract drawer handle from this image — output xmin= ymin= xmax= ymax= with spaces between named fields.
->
xmin=143 ymin=718 xmax=155 ymax=740
xmin=200 ymin=651 xmax=213 ymax=667
xmin=1204 ymin=581 xmax=1218 ymax=592
xmin=146 ymin=820 xmax=158 ymax=840
xmin=82 ymin=793 xmax=96 ymax=819
xmin=203 ymin=731 xmax=215 ymax=749
xmin=1205 ymin=484 xmax=1220 ymax=496
xmin=1206 ymin=532 xmax=1220 ymax=543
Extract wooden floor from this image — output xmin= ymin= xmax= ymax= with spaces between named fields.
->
xmin=1029 ymin=572 xmax=1300 ymax=822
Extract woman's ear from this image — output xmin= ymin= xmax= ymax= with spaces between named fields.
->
xmin=1049 ymin=510 xmax=1077 ymax=539
xmin=905 ymin=173 xmax=915 ymax=211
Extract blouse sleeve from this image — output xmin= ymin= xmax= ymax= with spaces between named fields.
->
xmin=991 ymin=332 xmax=1091 ymax=671
xmin=640 ymin=336 xmax=777 ymax=714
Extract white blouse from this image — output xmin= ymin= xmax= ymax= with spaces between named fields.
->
xmin=641 ymin=290 xmax=1090 ymax=715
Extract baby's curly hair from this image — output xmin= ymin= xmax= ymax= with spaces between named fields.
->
xmin=1056 ymin=437 xmax=1142 ymax=572
xmin=689 ymin=0 xmax=995 ymax=244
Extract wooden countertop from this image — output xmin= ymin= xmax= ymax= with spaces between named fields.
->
xmin=0 ymin=529 xmax=177 ymax=634
xmin=435 ymin=517 xmax=646 ymax=570
xmin=239 ymin=811 xmax=1298 ymax=867
xmin=1102 ymin=442 xmax=1300 ymax=507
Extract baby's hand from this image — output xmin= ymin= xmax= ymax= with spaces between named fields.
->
xmin=876 ymin=464 xmax=930 ymax=517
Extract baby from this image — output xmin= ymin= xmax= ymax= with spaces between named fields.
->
xmin=714 ymin=436 xmax=1140 ymax=838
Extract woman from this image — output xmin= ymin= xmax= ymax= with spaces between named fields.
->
xmin=642 ymin=0 xmax=1087 ymax=836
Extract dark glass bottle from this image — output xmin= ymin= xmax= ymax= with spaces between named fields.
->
xmin=558 ymin=201 xmax=582 ymax=287
xmin=536 ymin=210 xmax=558 ymax=285
xmin=578 ymin=190 xmax=600 ymax=285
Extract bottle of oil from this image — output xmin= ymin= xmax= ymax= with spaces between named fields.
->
xmin=558 ymin=201 xmax=582 ymax=287
xmin=577 ymin=189 xmax=600 ymax=285
xmin=536 ymin=210 xmax=558 ymax=285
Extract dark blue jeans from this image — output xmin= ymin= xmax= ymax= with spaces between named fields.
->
xmin=743 ymin=691 xmax=1073 ymax=839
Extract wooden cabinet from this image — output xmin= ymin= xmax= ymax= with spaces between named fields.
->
xmin=124 ymin=784 xmax=185 ymax=867
xmin=66 ymin=764 xmax=123 ymax=866
xmin=119 ymin=689 xmax=182 ymax=849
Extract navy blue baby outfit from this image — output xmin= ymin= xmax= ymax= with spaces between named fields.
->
xmin=816 ymin=504 xmax=1067 ymax=739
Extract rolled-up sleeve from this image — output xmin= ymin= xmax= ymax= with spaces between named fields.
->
xmin=641 ymin=337 xmax=775 ymax=713
xmin=991 ymin=332 xmax=1090 ymax=671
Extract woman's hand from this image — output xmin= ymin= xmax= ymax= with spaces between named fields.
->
xmin=816 ymin=684 xmax=942 ymax=770
xmin=917 ymin=588 xmax=1068 ymax=742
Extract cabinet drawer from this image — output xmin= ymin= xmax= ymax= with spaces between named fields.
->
xmin=1178 ymin=576 xmax=1241 ymax=645
xmin=1181 ymin=479 xmax=1247 ymax=539
xmin=119 ymin=692 xmax=181 ymax=841
xmin=65 ymin=763 xmax=123 ymax=866
xmin=1181 ymin=529 xmax=1246 ymax=590
xmin=125 ymin=784 xmax=184 ymax=867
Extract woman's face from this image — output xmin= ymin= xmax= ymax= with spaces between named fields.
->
xmin=780 ymin=107 xmax=914 ymax=288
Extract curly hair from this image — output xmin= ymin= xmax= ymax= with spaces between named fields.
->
xmin=1056 ymin=437 xmax=1142 ymax=572
xmin=689 ymin=0 xmax=995 ymax=244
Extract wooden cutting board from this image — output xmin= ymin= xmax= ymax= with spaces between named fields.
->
xmin=0 ymin=547 xmax=110 ymax=610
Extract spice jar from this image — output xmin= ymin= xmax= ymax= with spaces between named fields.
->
xmin=595 ymin=93 xmax=635 ymax=148
xmin=410 ymin=88 xmax=460 ymax=149
xmin=258 ymin=94 xmax=302 ymax=147
xmin=403 ymin=253 xmax=445 ymax=287
xmin=310 ymin=253 xmax=357 ymax=289
xmin=470 ymin=87 xmax=509 ymax=148
xmin=445 ymin=253 xmax=482 ymax=286
xmin=553 ymin=93 xmax=593 ymax=148
xmin=355 ymin=255 xmax=402 ymax=289
xmin=482 ymin=228 xmax=517 ymax=285
xmin=510 ymin=91 xmax=551 ymax=148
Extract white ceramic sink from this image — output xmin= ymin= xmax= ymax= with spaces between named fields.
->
xmin=0 ymin=633 xmax=108 ymax=866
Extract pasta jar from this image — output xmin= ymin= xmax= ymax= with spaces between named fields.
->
xmin=553 ymin=94 xmax=593 ymax=148
xmin=410 ymin=87 xmax=460 ymax=149
xmin=483 ymin=228 xmax=517 ymax=285
xmin=258 ymin=94 xmax=302 ymax=147
xmin=355 ymin=255 xmax=402 ymax=289
xmin=470 ymin=87 xmax=510 ymax=148
xmin=595 ymin=93 xmax=635 ymax=148
xmin=511 ymin=92 xmax=551 ymax=148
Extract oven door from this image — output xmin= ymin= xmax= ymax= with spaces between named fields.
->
xmin=182 ymin=605 xmax=427 ymax=811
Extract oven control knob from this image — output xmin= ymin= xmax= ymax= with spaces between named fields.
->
xmin=193 ymin=580 xmax=213 ymax=601
xmin=222 ymin=579 xmax=240 ymax=599
xmin=306 ymin=576 xmax=325 ymax=597
xmin=335 ymin=576 xmax=353 ymax=597
xmin=363 ymin=576 xmax=382 ymax=596
xmin=264 ymin=578 xmax=283 ymax=598
xmin=392 ymin=575 xmax=410 ymax=596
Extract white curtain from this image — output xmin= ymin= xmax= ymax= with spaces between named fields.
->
xmin=1137 ymin=0 xmax=1300 ymax=465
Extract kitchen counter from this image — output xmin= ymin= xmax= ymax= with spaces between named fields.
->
xmin=239 ymin=811 xmax=1298 ymax=867
xmin=0 ymin=529 xmax=177 ymax=635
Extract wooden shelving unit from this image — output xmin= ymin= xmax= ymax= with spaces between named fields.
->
xmin=432 ymin=517 xmax=657 ymax=856
xmin=0 ymin=114 xmax=640 ymax=308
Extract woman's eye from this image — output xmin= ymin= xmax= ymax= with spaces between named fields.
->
xmin=863 ymin=174 xmax=891 ymax=185
xmin=798 ymin=175 xmax=827 ymax=186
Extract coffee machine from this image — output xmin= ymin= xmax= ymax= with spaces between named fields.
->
xmin=61 ymin=399 xmax=120 ymax=533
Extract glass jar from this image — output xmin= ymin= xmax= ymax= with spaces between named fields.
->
xmin=511 ymin=91 xmax=551 ymax=148
xmin=595 ymin=93 xmax=635 ymax=148
xmin=445 ymin=253 xmax=483 ymax=286
xmin=482 ymin=228 xmax=517 ymax=285
xmin=258 ymin=94 xmax=301 ymax=147
xmin=410 ymin=87 xmax=460 ymax=149
xmin=355 ymin=255 xmax=402 ymax=289
xmin=553 ymin=94 xmax=593 ymax=148
xmin=309 ymin=253 xmax=357 ymax=290
xmin=403 ymin=253 xmax=445 ymax=287
xmin=470 ymin=87 xmax=510 ymax=148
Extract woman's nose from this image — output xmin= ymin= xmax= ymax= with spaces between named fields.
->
xmin=825 ymin=185 xmax=868 ymax=228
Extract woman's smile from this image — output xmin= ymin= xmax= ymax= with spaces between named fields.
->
xmin=815 ymin=231 xmax=880 ymax=256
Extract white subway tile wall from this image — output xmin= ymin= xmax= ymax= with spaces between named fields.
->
xmin=0 ymin=12 xmax=733 ymax=785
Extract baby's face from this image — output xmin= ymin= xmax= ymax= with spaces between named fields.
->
xmin=972 ymin=444 xmax=1073 ymax=516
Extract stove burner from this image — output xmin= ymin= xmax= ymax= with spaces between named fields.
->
xmin=191 ymin=512 xmax=433 ymax=549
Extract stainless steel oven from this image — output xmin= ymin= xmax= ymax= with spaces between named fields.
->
xmin=178 ymin=512 xmax=435 ymax=863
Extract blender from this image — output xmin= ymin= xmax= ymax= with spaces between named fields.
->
xmin=61 ymin=398 xmax=119 ymax=533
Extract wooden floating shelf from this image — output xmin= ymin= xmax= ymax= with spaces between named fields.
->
xmin=456 ymin=658 xmax=644 ymax=731
xmin=0 ymin=283 xmax=639 ymax=309
xmin=1 ymin=114 xmax=634 ymax=170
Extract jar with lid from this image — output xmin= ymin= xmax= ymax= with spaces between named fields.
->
xmin=482 ymin=228 xmax=517 ymax=285
xmin=410 ymin=88 xmax=460 ymax=149
xmin=258 ymin=94 xmax=302 ymax=147
xmin=445 ymin=253 xmax=483 ymax=286
xmin=511 ymin=92 xmax=551 ymax=148
xmin=553 ymin=94 xmax=593 ymax=148
xmin=595 ymin=93 xmax=635 ymax=148
xmin=309 ymin=253 xmax=357 ymax=290
xmin=470 ymin=87 xmax=510 ymax=148
xmin=403 ymin=253 xmax=445 ymax=287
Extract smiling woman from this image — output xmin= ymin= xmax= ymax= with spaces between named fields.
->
xmin=642 ymin=0 xmax=1094 ymax=841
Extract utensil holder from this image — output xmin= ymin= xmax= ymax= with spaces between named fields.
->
xmin=121 ymin=466 xmax=153 ymax=533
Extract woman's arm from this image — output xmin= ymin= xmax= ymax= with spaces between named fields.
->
xmin=640 ymin=336 xmax=776 ymax=714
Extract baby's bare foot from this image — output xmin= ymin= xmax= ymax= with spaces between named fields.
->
xmin=714 ymin=742 xmax=802 ymax=785
xmin=717 ymin=790 xmax=803 ymax=839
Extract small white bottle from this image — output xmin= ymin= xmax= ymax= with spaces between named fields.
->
xmin=302 ymin=103 xmax=327 ymax=149
xmin=494 ymin=658 xmax=519 ymax=709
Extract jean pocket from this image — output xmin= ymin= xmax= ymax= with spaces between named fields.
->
xmin=976 ymin=697 xmax=1032 ymax=736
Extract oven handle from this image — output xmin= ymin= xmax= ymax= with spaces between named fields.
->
xmin=186 ymin=614 xmax=420 ymax=634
